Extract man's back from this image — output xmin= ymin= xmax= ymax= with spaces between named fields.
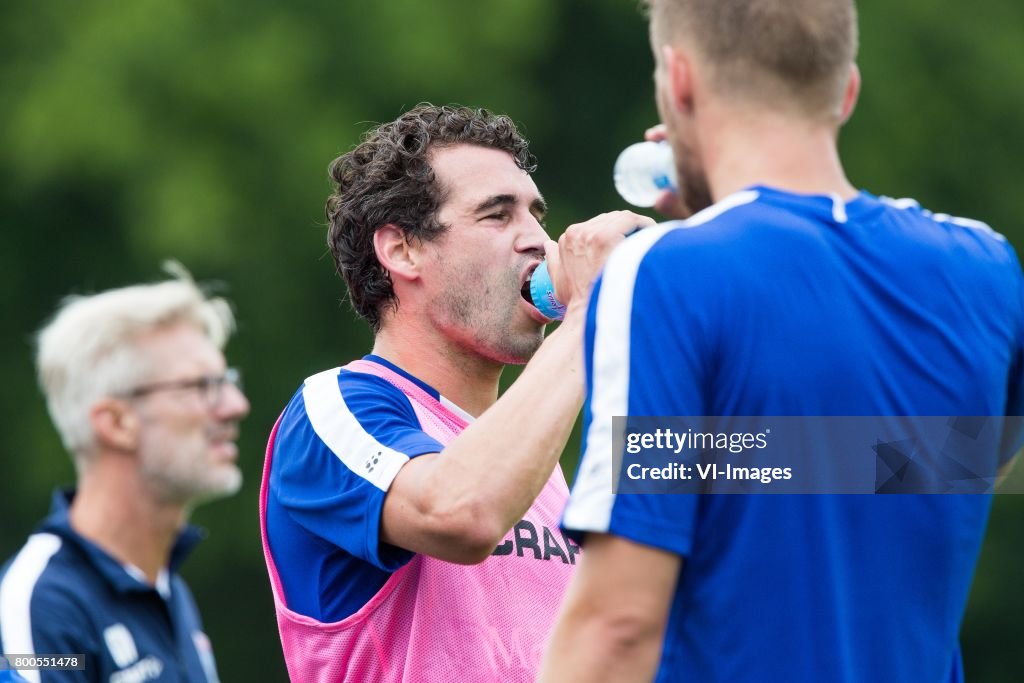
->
xmin=609 ymin=186 xmax=1017 ymax=419
xmin=568 ymin=186 xmax=1023 ymax=681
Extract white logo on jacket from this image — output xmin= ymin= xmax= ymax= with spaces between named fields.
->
xmin=103 ymin=623 xmax=138 ymax=668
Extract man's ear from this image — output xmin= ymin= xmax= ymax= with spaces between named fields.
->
xmin=662 ymin=44 xmax=695 ymax=116
xmin=839 ymin=63 xmax=861 ymax=125
xmin=374 ymin=224 xmax=423 ymax=283
xmin=90 ymin=398 xmax=139 ymax=453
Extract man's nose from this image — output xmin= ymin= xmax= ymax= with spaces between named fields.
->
xmin=515 ymin=214 xmax=550 ymax=255
xmin=217 ymin=383 xmax=250 ymax=420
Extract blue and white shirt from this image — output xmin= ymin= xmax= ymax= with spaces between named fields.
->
xmin=0 ymin=491 xmax=220 ymax=683
xmin=565 ymin=187 xmax=1024 ymax=683
xmin=266 ymin=356 xmax=465 ymax=621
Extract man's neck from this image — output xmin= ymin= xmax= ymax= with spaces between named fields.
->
xmin=69 ymin=464 xmax=186 ymax=585
xmin=371 ymin=323 xmax=503 ymax=418
xmin=702 ymin=108 xmax=857 ymax=203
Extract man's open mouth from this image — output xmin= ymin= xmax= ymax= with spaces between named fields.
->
xmin=521 ymin=263 xmax=540 ymax=304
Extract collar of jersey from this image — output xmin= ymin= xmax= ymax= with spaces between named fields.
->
xmin=38 ymin=488 xmax=204 ymax=596
xmin=362 ymin=354 xmax=443 ymax=400
xmin=361 ymin=354 xmax=475 ymax=424
xmin=746 ymin=184 xmax=883 ymax=223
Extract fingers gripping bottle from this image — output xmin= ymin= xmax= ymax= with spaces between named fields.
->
xmin=613 ymin=141 xmax=677 ymax=208
xmin=524 ymin=140 xmax=674 ymax=320
xmin=525 ymin=236 xmax=634 ymax=321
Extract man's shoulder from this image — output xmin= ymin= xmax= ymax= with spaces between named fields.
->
xmin=282 ymin=364 xmax=415 ymax=423
xmin=601 ymin=199 xmax=763 ymax=296
xmin=276 ymin=363 xmax=423 ymax=447
xmin=617 ymin=190 xmax=775 ymax=265
xmin=270 ymin=362 xmax=439 ymax=486
xmin=879 ymin=195 xmax=1017 ymax=262
xmin=0 ymin=537 xmax=98 ymax=670
xmin=1 ymin=533 xmax=95 ymax=626
xmin=628 ymin=189 xmax=1020 ymax=282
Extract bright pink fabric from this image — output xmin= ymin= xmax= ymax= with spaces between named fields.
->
xmin=260 ymin=361 xmax=578 ymax=681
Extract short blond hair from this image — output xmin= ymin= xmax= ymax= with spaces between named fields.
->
xmin=649 ymin=0 xmax=858 ymax=121
xmin=36 ymin=262 xmax=235 ymax=462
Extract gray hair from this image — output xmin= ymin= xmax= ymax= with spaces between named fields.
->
xmin=35 ymin=262 xmax=235 ymax=463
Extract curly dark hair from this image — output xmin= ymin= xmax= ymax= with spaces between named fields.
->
xmin=325 ymin=103 xmax=537 ymax=332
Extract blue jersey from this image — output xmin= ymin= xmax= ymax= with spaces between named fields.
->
xmin=0 ymin=491 xmax=220 ymax=683
xmin=265 ymin=355 xmax=469 ymax=621
xmin=564 ymin=187 xmax=1024 ymax=682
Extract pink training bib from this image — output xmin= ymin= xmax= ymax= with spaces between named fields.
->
xmin=260 ymin=360 xmax=579 ymax=682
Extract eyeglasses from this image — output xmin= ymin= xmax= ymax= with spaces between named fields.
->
xmin=122 ymin=367 xmax=242 ymax=409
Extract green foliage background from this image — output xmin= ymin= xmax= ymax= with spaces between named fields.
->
xmin=2 ymin=1 xmax=1021 ymax=680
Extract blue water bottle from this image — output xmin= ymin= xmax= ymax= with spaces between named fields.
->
xmin=526 ymin=225 xmax=645 ymax=321
xmin=527 ymin=261 xmax=567 ymax=321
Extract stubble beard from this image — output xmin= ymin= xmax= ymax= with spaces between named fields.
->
xmin=680 ymin=158 xmax=714 ymax=216
xmin=668 ymin=131 xmax=714 ymax=216
xmin=435 ymin=263 xmax=545 ymax=366
xmin=657 ymin=85 xmax=714 ymax=216
xmin=140 ymin=442 xmax=242 ymax=507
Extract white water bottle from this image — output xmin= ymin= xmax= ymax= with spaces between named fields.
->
xmin=613 ymin=141 xmax=677 ymax=207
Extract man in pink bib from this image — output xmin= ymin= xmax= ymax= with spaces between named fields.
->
xmin=259 ymin=103 xmax=651 ymax=681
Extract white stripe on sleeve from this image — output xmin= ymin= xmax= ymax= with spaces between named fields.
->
xmin=0 ymin=532 xmax=63 ymax=683
xmin=302 ymin=368 xmax=411 ymax=492
xmin=563 ymin=190 xmax=759 ymax=534
xmin=563 ymin=226 xmax=673 ymax=534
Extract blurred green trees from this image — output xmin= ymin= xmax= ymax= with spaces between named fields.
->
xmin=2 ymin=0 xmax=1021 ymax=680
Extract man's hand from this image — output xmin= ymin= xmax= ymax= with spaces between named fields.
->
xmin=544 ymin=211 xmax=655 ymax=315
xmin=644 ymin=124 xmax=691 ymax=220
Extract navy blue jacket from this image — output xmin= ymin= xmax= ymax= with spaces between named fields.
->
xmin=0 ymin=491 xmax=220 ymax=682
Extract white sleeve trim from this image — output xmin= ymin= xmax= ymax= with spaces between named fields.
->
xmin=302 ymin=368 xmax=411 ymax=492
xmin=564 ymin=191 xmax=759 ymax=534
xmin=683 ymin=189 xmax=760 ymax=228
xmin=881 ymin=196 xmax=1006 ymax=243
xmin=0 ymin=532 xmax=63 ymax=683
xmin=563 ymin=226 xmax=675 ymax=534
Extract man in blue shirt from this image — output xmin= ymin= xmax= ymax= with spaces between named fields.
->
xmin=541 ymin=1 xmax=1024 ymax=682
xmin=0 ymin=265 xmax=249 ymax=682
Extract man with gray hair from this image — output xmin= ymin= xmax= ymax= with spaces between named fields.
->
xmin=0 ymin=264 xmax=249 ymax=682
